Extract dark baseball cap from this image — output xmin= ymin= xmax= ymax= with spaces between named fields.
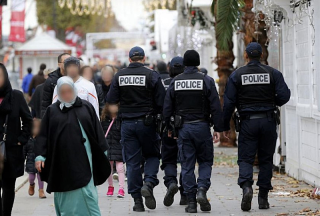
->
xmin=129 ymin=46 xmax=145 ymax=58
xmin=246 ymin=42 xmax=262 ymax=57
xmin=170 ymin=56 xmax=184 ymax=67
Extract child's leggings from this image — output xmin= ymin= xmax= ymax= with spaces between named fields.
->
xmin=29 ymin=173 xmax=44 ymax=189
xmin=108 ymin=161 xmax=125 ymax=190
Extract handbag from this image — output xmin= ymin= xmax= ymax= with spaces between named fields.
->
xmin=0 ymin=115 xmax=8 ymax=161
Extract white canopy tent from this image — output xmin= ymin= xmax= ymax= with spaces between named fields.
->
xmin=15 ymin=33 xmax=72 ymax=79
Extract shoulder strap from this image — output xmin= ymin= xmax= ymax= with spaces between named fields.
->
xmin=105 ymin=118 xmax=115 ymax=138
xmin=3 ymin=115 xmax=9 ymax=141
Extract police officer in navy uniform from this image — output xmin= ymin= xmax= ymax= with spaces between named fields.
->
xmin=163 ymin=50 xmax=223 ymax=213
xmin=106 ymin=46 xmax=165 ymax=212
xmin=223 ymin=42 xmax=290 ymax=211
xmin=160 ymin=56 xmax=187 ymax=207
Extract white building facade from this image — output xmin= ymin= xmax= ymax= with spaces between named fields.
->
xmin=265 ymin=0 xmax=320 ymax=187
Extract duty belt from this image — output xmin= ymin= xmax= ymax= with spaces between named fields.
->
xmin=184 ymin=119 xmax=207 ymax=124
xmin=241 ymin=112 xmax=272 ymax=120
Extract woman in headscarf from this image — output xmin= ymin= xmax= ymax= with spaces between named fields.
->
xmin=0 ymin=63 xmax=32 ymax=215
xmin=35 ymin=76 xmax=110 ymax=216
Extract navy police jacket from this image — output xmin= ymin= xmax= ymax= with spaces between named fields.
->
xmin=106 ymin=62 xmax=165 ymax=119
xmin=223 ymin=60 xmax=291 ymax=131
xmin=163 ymin=66 xmax=223 ymax=132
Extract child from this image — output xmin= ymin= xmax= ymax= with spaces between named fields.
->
xmin=24 ymin=118 xmax=46 ymax=199
xmin=101 ymin=103 xmax=125 ymax=198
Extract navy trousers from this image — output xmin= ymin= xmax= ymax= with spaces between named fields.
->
xmin=121 ymin=120 xmax=161 ymax=198
xmin=161 ymin=133 xmax=184 ymax=192
xmin=177 ymin=122 xmax=213 ymax=198
xmin=238 ymin=117 xmax=277 ymax=190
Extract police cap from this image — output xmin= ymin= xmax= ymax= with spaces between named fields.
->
xmin=170 ymin=56 xmax=184 ymax=67
xmin=129 ymin=46 xmax=145 ymax=58
xmin=246 ymin=42 xmax=262 ymax=57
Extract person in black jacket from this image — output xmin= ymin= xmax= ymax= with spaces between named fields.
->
xmin=101 ymin=103 xmax=125 ymax=198
xmin=100 ymin=65 xmax=115 ymax=101
xmin=23 ymin=119 xmax=46 ymax=199
xmin=0 ymin=63 xmax=33 ymax=215
xmin=41 ymin=53 xmax=71 ymax=117
xmin=157 ymin=61 xmax=171 ymax=89
xmin=81 ymin=65 xmax=105 ymax=114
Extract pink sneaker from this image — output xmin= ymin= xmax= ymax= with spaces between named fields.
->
xmin=107 ymin=186 xmax=114 ymax=196
xmin=117 ymin=189 xmax=125 ymax=198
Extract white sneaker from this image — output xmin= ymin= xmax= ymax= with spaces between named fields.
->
xmin=113 ymin=173 xmax=119 ymax=181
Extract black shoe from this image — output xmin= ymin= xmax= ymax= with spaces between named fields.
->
xmin=185 ymin=197 xmax=197 ymax=213
xmin=241 ymin=186 xmax=253 ymax=211
xmin=141 ymin=182 xmax=156 ymax=210
xmin=163 ymin=183 xmax=179 ymax=207
xmin=258 ymin=189 xmax=270 ymax=209
xmin=196 ymin=187 xmax=211 ymax=212
xmin=133 ymin=197 xmax=145 ymax=212
xmin=180 ymin=194 xmax=188 ymax=205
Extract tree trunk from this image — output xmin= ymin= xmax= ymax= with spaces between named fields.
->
xmin=214 ymin=0 xmax=237 ymax=147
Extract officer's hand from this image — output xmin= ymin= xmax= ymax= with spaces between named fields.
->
xmin=223 ymin=131 xmax=231 ymax=140
xmin=168 ymin=131 xmax=172 ymax=138
xmin=213 ymin=132 xmax=220 ymax=143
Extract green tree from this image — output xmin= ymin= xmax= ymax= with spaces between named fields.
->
xmin=36 ymin=0 xmax=116 ymax=42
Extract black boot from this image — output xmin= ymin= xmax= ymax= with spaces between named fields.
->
xmin=241 ymin=182 xmax=253 ymax=211
xmin=163 ymin=183 xmax=179 ymax=207
xmin=185 ymin=197 xmax=197 ymax=213
xmin=196 ymin=187 xmax=211 ymax=212
xmin=258 ymin=189 xmax=270 ymax=209
xmin=179 ymin=186 xmax=187 ymax=205
xmin=141 ymin=182 xmax=156 ymax=210
xmin=133 ymin=197 xmax=145 ymax=212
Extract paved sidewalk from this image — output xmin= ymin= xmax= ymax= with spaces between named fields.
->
xmin=12 ymin=148 xmax=320 ymax=216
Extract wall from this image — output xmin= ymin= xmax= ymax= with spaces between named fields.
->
xmin=273 ymin=0 xmax=320 ymax=187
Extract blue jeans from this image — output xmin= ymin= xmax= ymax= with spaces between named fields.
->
xmin=121 ymin=120 xmax=160 ymax=198
xmin=177 ymin=122 xmax=213 ymax=198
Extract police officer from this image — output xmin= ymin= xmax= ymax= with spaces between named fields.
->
xmin=163 ymin=50 xmax=223 ymax=213
xmin=106 ymin=46 xmax=165 ymax=212
xmin=223 ymin=42 xmax=290 ymax=211
xmin=157 ymin=61 xmax=171 ymax=90
xmin=161 ymin=56 xmax=187 ymax=207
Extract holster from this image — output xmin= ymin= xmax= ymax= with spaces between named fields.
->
xmin=274 ymin=107 xmax=280 ymax=125
xmin=144 ymin=115 xmax=154 ymax=126
xmin=232 ymin=111 xmax=241 ymax=132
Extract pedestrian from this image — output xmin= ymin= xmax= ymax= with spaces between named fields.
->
xmin=28 ymin=69 xmax=54 ymax=119
xmin=52 ymin=57 xmax=99 ymax=118
xmin=160 ymin=56 xmax=187 ymax=207
xmin=101 ymin=103 xmax=125 ymax=198
xmin=23 ymin=118 xmax=46 ymax=199
xmin=28 ymin=64 xmax=46 ymax=97
xmin=163 ymin=50 xmax=223 ymax=213
xmin=35 ymin=76 xmax=111 ymax=216
xmin=81 ymin=65 xmax=105 ymax=114
xmin=22 ymin=67 xmax=33 ymax=101
xmin=107 ymin=46 xmax=165 ymax=212
xmin=41 ymin=53 xmax=71 ymax=117
xmin=223 ymin=42 xmax=290 ymax=211
xmin=100 ymin=65 xmax=115 ymax=102
xmin=0 ymin=63 xmax=33 ymax=215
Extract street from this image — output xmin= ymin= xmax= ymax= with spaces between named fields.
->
xmin=12 ymin=148 xmax=320 ymax=216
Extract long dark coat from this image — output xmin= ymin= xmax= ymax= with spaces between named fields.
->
xmin=0 ymin=90 xmax=33 ymax=178
xmin=101 ymin=118 xmax=123 ymax=162
xmin=35 ymin=97 xmax=111 ymax=193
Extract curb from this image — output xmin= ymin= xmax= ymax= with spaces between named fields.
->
xmin=15 ymin=177 xmax=28 ymax=192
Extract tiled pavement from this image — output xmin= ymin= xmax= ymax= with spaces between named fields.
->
xmin=12 ymin=148 xmax=320 ymax=216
